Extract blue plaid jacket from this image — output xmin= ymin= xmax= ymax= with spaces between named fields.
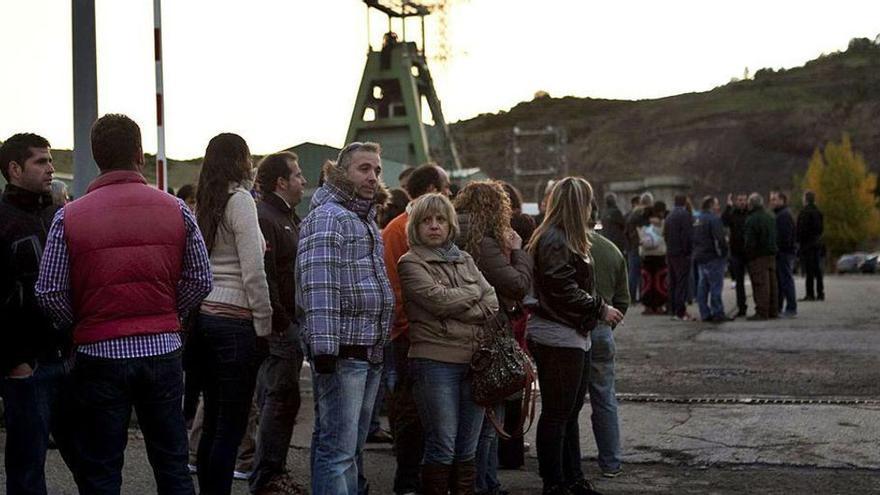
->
xmin=295 ymin=183 xmax=393 ymax=363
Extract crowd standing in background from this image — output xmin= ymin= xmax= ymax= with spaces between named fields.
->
xmin=2 ymin=114 xmax=833 ymax=495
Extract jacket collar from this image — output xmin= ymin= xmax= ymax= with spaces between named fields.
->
xmin=312 ymin=182 xmax=377 ymax=221
xmin=86 ymin=170 xmax=148 ymax=194
xmin=410 ymin=244 xmax=466 ymax=263
xmin=2 ymin=183 xmax=53 ymax=212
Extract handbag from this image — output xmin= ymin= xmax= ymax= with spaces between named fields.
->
xmin=470 ymin=306 xmax=537 ymax=440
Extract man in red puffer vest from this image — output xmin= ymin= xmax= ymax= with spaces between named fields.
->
xmin=36 ymin=114 xmax=213 ymax=495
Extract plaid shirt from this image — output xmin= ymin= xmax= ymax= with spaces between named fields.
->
xmin=35 ymin=199 xmax=212 ymax=359
xmin=296 ymin=183 xmax=393 ymax=363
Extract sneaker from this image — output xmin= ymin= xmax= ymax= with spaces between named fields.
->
xmin=233 ymin=470 xmax=252 ymax=481
xmin=601 ymin=467 xmax=623 ymax=478
xmin=366 ymin=428 xmax=394 ymax=443
xmin=187 ymin=464 xmax=197 ymax=475
xmin=799 ymin=296 xmax=815 ymax=302
xmin=781 ymin=311 xmax=797 ymax=318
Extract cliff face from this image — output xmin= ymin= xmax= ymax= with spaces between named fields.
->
xmin=450 ymin=41 xmax=880 ymax=200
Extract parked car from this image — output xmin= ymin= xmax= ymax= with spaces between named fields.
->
xmin=836 ymin=252 xmax=868 ymax=274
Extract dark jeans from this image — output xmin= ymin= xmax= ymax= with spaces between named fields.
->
xmin=729 ymin=254 xmax=748 ymax=312
xmin=249 ymin=326 xmax=304 ymax=492
xmin=71 ymin=349 xmax=193 ymax=495
xmin=801 ymin=249 xmax=825 ymax=299
xmin=528 ymin=340 xmax=589 ymax=489
xmin=777 ymin=252 xmax=798 ymax=314
xmin=2 ymin=359 xmax=76 ymax=495
xmin=667 ymin=254 xmax=691 ymax=317
xmin=748 ymin=256 xmax=779 ymax=318
xmin=195 ymin=314 xmax=261 ymax=495
xmin=388 ymin=337 xmax=424 ymax=494
xmin=626 ymin=250 xmax=641 ymax=303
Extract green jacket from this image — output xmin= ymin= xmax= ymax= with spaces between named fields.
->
xmin=744 ymin=206 xmax=778 ymax=260
xmin=588 ymin=232 xmax=630 ymax=315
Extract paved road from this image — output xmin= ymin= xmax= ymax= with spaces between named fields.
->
xmin=3 ymin=275 xmax=879 ymax=493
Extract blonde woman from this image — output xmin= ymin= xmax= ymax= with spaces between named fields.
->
xmin=526 ymin=177 xmax=623 ymax=495
xmin=399 ymin=193 xmax=499 ymax=495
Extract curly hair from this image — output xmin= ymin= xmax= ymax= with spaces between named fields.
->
xmin=453 ymin=180 xmax=512 ymax=259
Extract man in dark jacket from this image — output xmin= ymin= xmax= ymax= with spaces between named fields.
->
xmin=743 ymin=193 xmax=778 ymax=320
xmin=771 ymin=190 xmax=798 ymax=317
xmin=0 ymin=133 xmax=76 ymax=493
xmin=722 ymin=193 xmax=750 ymax=316
xmin=693 ymin=196 xmax=730 ymax=322
xmin=664 ymin=194 xmax=694 ymax=320
xmin=251 ymin=152 xmax=307 ymax=494
xmin=797 ymin=190 xmax=824 ymax=301
xmin=600 ymin=192 xmax=627 ymax=253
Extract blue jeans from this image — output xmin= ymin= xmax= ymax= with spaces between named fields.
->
xmin=627 ymin=250 xmax=641 ymax=303
xmin=1 ymin=360 xmax=76 ymax=495
xmin=588 ymin=325 xmax=620 ymax=472
xmin=411 ymin=359 xmax=484 ymax=465
xmin=195 ymin=314 xmax=261 ymax=495
xmin=697 ymin=258 xmax=727 ymax=320
xmin=311 ymin=358 xmax=383 ymax=495
xmin=475 ymin=402 xmax=504 ymax=493
xmin=72 ymin=349 xmax=194 ymax=495
xmin=777 ymin=252 xmax=798 ymax=314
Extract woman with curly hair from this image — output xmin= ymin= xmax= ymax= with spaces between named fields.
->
xmin=454 ymin=180 xmax=533 ymax=495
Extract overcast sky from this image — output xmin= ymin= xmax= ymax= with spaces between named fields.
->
xmin=1 ymin=0 xmax=878 ymax=158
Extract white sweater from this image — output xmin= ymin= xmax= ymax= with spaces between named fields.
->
xmin=203 ymin=185 xmax=273 ymax=336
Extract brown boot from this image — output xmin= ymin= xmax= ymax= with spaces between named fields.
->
xmin=451 ymin=459 xmax=476 ymax=495
xmin=422 ymin=463 xmax=452 ymax=495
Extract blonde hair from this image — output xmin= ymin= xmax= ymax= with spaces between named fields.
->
xmin=453 ymin=180 xmax=512 ymax=259
xmin=527 ymin=177 xmax=594 ymax=258
xmin=407 ymin=193 xmax=460 ymax=247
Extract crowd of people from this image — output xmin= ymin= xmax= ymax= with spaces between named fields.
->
xmin=0 ymin=113 xmax=825 ymax=495
xmin=602 ymin=187 xmax=825 ymax=322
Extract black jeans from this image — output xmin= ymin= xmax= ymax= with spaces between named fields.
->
xmin=195 ymin=314 xmax=261 ymax=495
xmin=249 ymin=326 xmax=304 ymax=492
xmin=528 ymin=340 xmax=589 ymax=489
xmin=71 ymin=349 xmax=193 ymax=495
xmin=2 ymin=359 xmax=77 ymax=495
xmin=667 ymin=254 xmax=691 ymax=317
xmin=388 ymin=336 xmax=424 ymax=494
xmin=801 ymin=250 xmax=825 ymax=299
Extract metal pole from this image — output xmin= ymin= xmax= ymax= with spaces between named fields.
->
xmin=72 ymin=0 xmax=99 ymax=198
xmin=153 ymin=0 xmax=167 ymax=191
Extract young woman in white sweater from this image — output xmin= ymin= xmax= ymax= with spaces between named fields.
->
xmin=193 ymin=133 xmax=272 ymax=495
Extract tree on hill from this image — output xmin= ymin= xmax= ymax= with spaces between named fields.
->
xmin=802 ymin=134 xmax=880 ymax=257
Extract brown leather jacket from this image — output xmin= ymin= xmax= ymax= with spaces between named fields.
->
xmin=399 ymin=244 xmax=499 ymax=364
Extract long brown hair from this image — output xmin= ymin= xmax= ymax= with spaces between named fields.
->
xmin=196 ymin=133 xmax=252 ymax=251
xmin=454 ymin=180 xmax=512 ymax=259
xmin=527 ymin=177 xmax=594 ymax=258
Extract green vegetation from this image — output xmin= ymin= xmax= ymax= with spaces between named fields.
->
xmin=802 ymin=134 xmax=880 ymax=256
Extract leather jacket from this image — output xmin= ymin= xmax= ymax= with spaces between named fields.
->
xmin=532 ymin=226 xmax=606 ymax=334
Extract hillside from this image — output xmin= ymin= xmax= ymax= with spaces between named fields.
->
xmin=450 ymin=37 xmax=880 ymax=201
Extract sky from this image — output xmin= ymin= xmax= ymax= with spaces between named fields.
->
xmin=1 ymin=0 xmax=879 ymax=159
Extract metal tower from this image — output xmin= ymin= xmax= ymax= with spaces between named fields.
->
xmin=346 ymin=1 xmax=461 ymax=170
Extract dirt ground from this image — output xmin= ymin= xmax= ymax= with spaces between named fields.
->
xmin=3 ymin=274 xmax=879 ymax=494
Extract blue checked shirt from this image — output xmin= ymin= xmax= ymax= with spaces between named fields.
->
xmin=35 ymin=199 xmax=212 ymax=359
xmin=295 ymin=183 xmax=394 ymax=363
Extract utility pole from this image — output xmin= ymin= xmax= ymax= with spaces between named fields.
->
xmin=72 ymin=0 xmax=99 ymax=198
